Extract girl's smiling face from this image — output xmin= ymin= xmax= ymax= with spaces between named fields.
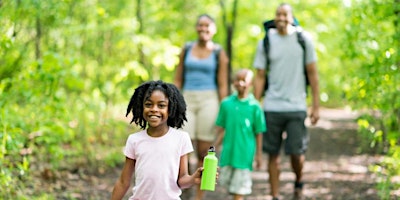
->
xmin=143 ymin=90 xmax=169 ymax=128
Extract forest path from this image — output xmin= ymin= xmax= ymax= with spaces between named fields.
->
xmin=62 ymin=108 xmax=385 ymax=200
xmin=191 ymin=107 xmax=382 ymax=200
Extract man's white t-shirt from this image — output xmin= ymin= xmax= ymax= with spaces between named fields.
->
xmin=253 ymin=26 xmax=317 ymax=112
xmin=124 ymin=127 xmax=193 ymax=200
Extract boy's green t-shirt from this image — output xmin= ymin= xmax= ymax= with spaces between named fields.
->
xmin=215 ymin=93 xmax=266 ymax=170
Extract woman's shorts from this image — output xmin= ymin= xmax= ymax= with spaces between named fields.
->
xmin=182 ymin=90 xmax=219 ymax=142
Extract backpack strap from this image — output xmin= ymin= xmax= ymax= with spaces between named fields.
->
xmin=181 ymin=42 xmax=194 ymax=86
xmin=213 ymin=43 xmax=221 ymax=62
xmin=212 ymin=43 xmax=223 ymax=91
xmin=295 ymin=27 xmax=309 ymax=87
xmin=262 ymin=21 xmax=272 ymax=92
xmin=262 ymin=22 xmax=309 ymax=93
xmin=183 ymin=42 xmax=194 ymax=58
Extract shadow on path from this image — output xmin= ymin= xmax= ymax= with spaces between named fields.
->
xmin=84 ymin=108 xmax=384 ymax=200
xmin=183 ymin=108 xmax=382 ymax=200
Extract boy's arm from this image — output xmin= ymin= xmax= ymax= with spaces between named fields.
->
xmin=111 ymin=157 xmax=135 ymax=200
xmin=214 ymin=126 xmax=225 ymax=147
xmin=254 ymin=68 xmax=266 ymax=101
xmin=255 ymin=133 xmax=263 ymax=170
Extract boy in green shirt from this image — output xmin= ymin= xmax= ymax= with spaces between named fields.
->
xmin=215 ymin=69 xmax=266 ymax=200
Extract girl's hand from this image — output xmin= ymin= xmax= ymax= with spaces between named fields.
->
xmin=194 ymin=167 xmax=219 ymax=185
xmin=193 ymin=167 xmax=203 ymax=184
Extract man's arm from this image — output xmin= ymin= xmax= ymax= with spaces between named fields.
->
xmin=306 ymin=62 xmax=320 ymax=125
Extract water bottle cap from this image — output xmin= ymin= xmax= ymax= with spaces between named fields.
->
xmin=208 ymin=146 xmax=215 ymax=152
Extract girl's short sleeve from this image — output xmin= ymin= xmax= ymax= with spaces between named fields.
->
xmin=180 ymin=131 xmax=194 ymax=156
xmin=124 ymin=134 xmax=136 ymax=160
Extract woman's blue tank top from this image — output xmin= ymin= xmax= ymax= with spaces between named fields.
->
xmin=183 ymin=46 xmax=217 ymax=91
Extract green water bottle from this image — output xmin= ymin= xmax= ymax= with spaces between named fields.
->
xmin=200 ymin=146 xmax=218 ymax=191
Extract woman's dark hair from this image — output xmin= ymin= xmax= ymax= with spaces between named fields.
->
xmin=197 ymin=14 xmax=215 ymax=24
xmin=126 ymin=80 xmax=187 ymax=129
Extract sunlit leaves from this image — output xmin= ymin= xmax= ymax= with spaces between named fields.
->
xmin=0 ymin=0 xmax=399 ymax=198
xmin=125 ymin=61 xmax=148 ymax=80
xmin=342 ymin=0 xmax=400 ymax=198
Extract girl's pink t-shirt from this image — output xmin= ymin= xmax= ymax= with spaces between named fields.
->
xmin=124 ymin=127 xmax=193 ymax=200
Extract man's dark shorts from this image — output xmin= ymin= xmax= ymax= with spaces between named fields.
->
xmin=262 ymin=111 xmax=308 ymax=155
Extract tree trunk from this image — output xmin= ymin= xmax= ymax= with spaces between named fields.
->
xmin=394 ymin=0 xmax=400 ymax=145
xmin=35 ymin=16 xmax=42 ymax=61
xmin=219 ymin=0 xmax=239 ymax=94
xmin=136 ymin=0 xmax=146 ymax=81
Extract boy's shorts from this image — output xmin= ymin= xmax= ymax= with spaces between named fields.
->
xmin=219 ymin=166 xmax=252 ymax=195
xmin=262 ymin=111 xmax=309 ymax=155
xmin=182 ymin=90 xmax=219 ymax=142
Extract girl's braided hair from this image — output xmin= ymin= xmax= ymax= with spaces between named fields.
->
xmin=126 ymin=80 xmax=187 ymax=129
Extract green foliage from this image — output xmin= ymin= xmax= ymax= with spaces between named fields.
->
xmin=371 ymin=145 xmax=400 ymax=199
xmin=0 ymin=0 xmax=399 ymax=198
xmin=341 ymin=0 xmax=400 ymax=198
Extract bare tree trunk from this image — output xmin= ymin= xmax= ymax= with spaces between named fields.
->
xmin=136 ymin=0 xmax=146 ymax=81
xmin=137 ymin=0 xmax=143 ymax=33
xmin=395 ymin=0 xmax=400 ymax=54
xmin=35 ymin=16 xmax=41 ymax=61
xmin=219 ymin=0 xmax=239 ymax=94
xmin=395 ymin=0 xmax=400 ymax=65
xmin=394 ymin=0 xmax=400 ymax=145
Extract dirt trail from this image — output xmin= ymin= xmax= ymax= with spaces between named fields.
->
xmin=64 ymin=108 xmax=384 ymax=200
xmin=190 ymin=108 xmax=382 ymax=200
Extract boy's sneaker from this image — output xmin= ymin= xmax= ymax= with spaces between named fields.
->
xmin=294 ymin=181 xmax=304 ymax=199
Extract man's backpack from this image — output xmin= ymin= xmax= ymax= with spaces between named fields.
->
xmin=262 ymin=20 xmax=309 ymax=93
xmin=181 ymin=42 xmax=222 ymax=87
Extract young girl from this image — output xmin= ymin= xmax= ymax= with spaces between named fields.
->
xmin=111 ymin=80 xmax=203 ymax=200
